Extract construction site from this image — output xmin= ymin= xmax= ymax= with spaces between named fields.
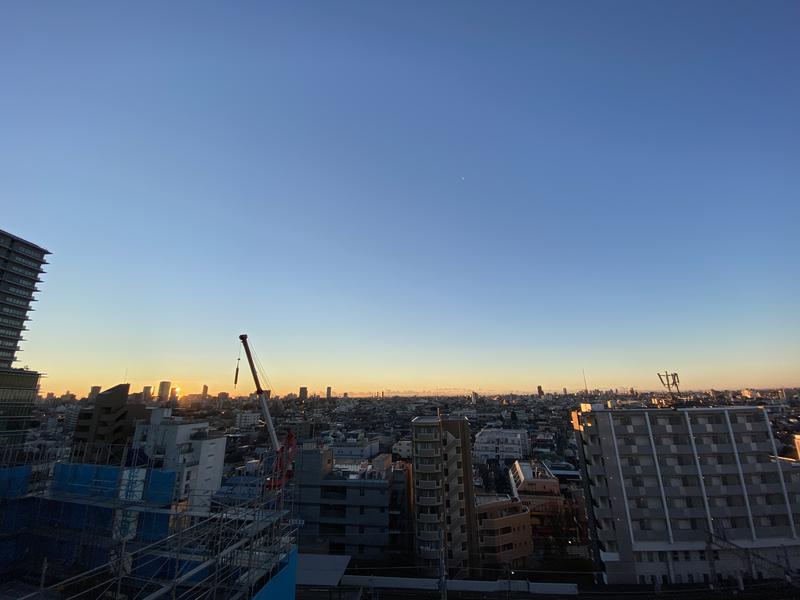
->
xmin=0 ymin=441 xmax=297 ymax=600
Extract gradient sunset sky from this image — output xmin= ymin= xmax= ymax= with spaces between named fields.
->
xmin=2 ymin=2 xmax=798 ymax=396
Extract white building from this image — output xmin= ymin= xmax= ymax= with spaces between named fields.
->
xmin=234 ymin=410 xmax=261 ymax=430
xmin=132 ymin=408 xmax=226 ymax=513
xmin=473 ymin=428 xmax=530 ymax=464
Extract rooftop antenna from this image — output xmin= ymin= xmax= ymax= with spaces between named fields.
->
xmin=657 ymin=371 xmax=680 ymax=402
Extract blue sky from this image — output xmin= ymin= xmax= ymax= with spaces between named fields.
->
xmin=2 ymin=1 xmax=798 ymax=395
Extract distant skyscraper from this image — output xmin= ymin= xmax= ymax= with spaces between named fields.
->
xmin=88 ymin=386 xmax=101 ymax=400
xmin=325 ymin=386 xmax=331 ymax=400
xmin=299 ymin=386 xmax=308 ymax=402
xmin=537 ymin=385 xmax=544 ymax=397
xmin=202 ymin=384 xmax=209 ymax=400
xmin=169 ymin=387 xmax=178 ymax=405
xmin=157 ymin=381 xmax=171 ymax=403
xmin=562 ymin=387 xmax=568 ymax=396
xmin=0 ymin=230 xmax=50 ymax=370
xmin=142 ymin=385 xmax=153 ymax=402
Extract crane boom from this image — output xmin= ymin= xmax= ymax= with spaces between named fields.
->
xmin=238 ymin=334 xmax=280 ymax=452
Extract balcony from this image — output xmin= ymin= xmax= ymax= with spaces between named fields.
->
xmin=414 ymin=464 xmax=441 ymax=474
xmin=414 ymin=432 xmax=440 ymax=442
xmin=416 ymin=480 xmax=441 ymax=490
xmin=417 ymin=513 xmax=441 ymax=524
xmin=416 ymin=495 xmax=442 ymax=506
xmin=415 ymin=448 xmax=439 ymax=458
xmin=417 ymin=530 xmax=440 ymax=542
xmin=417 ymin=546 xmax=439 ymax=560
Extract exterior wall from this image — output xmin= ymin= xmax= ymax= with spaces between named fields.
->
xmin=476 ymin=495 xmax=532 ymax=571
xmin=474 ymin=428 xmax=530 ymax=465
xmin=574 ymin=404 xmax=800 ymax=585
xmin=412 ymin=415 xmax=478 ymax=577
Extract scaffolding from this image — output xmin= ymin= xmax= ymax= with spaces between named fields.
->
xmin=0 ymin=442 xmax=296 ymax=600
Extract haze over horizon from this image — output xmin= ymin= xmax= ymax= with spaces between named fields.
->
xmin=2 ymin=2 xmax=798 ymax=396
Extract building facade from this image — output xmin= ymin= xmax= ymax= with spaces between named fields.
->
xmin=476 ymin=494 xmax=532 ymax=571
xmin=573 ymin=404 xmax=800 ymax=585
xmin=293 ymin=444 xmax=411 ymax=562
xmin=132 ymin=407 xmax=226 ymax=512
xmin=412 ymin=415 xmax=479 ymax=577
xmin=473 ymin=428 xmax=530 ymax=465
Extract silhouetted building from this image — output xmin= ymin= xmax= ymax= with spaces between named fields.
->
xmin=202 ymin=384 xmax=208 ymax=400
xmin=142 ymin=385 xmax=153 ymax=402
xmin=72 ymin=384 xmax=146 ymax=458
xmin=326 ymin=386 xmax=332 ymax=401
xmin=88 ymin=385 xmax=101 ymax=400
xmin=157 ymin=380 xmax=171 ymax=403
xmin=299 ymin=387 xmax=308 ymax=402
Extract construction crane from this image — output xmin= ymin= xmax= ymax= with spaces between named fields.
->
xmin=238 ymin=334 xmax=296 ymax=488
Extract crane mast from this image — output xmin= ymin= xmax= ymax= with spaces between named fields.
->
xmin=238 ymin=334 xmax=280 ymax=452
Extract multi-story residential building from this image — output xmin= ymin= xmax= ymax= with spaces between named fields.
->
xmin=72 ymin=384 xmax=147 ymax=457
xmin=0 ymin=230 xmax=49 ymax=370
xmin=234 ymin=410 xmax=261 ymax=430
xmin=476 ymin=494 xmax=532 ymax=572
xmin=473 ymin=428 xmax=530 ymax=465
xmin=412 ymin=415 xmax=479 ymax=577
xmin=0 ymin=230 xmax=49 ymax=446
xmin=509 ymin=460 xmax=566 ymax=536
xmin=573 ymin=403 xmax=800 ymax=585
xmin=132 ymin=407 xmax=226 ymax=512
xmin=293 ymin=444 xmax=411 ymax=562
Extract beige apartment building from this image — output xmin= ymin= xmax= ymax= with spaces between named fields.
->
xmin=412 ymin=415 xmax=479 ymax=577
xmin=476 ymin=494 xmax=532 ymax=572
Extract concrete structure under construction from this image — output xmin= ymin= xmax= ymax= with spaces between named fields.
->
xmin=0 ymin=442 xmax=297 ymax=599
xmin=573 ymin=403 xmax=800 ymax=586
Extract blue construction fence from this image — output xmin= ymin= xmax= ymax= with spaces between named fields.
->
xmin=0 ymin=463 xmax=177 ymax=578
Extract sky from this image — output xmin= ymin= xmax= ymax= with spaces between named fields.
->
xmin=1 ymin=1 xmax=798 ymax=396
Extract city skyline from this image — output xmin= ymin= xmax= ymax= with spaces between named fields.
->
xmin=3 ymin=2 xmax=799 ymax=395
